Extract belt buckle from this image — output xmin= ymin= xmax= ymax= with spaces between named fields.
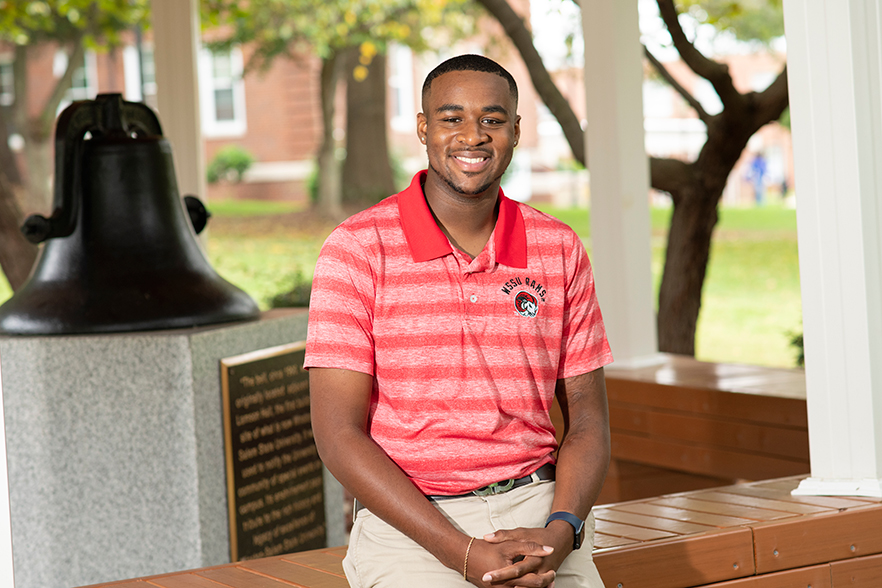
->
xmin=472 ymin=478 xmax=515 ymax=497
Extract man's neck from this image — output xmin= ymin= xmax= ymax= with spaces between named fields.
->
xmin=422 ymin=173 xmax=500 ymax=259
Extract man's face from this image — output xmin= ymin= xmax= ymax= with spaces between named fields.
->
xmin=417 ymin=70 xmax=520 ymax=199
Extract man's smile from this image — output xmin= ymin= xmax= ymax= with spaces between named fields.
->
xmin=455 ymin=155 xmax=488 ymax=164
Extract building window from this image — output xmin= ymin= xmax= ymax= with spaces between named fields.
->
xmin=123 ymin=44 xmax=157 ymax=105
xmin=198 ymin=47 xmax=247 ymax=137
xmin=388 ymin=44 xmax=415 ymax=132
xmin=0 ymin=57 xmax=13 ymax=106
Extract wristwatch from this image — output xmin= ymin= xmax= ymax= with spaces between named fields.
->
xmin=545 ymin=511 xmax=586 ymax=550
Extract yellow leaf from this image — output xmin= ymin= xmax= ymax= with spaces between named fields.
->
xmin=360 ymin=40 xmax=377 ymax=58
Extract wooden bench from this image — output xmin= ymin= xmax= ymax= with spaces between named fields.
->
xmin=595 ymin=354 xmax=810 ymax=503
xmin=80 ymin=476 xmax=882 ymax=588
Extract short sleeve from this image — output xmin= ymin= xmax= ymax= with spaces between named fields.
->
xmin=557 ymin=233 xmax=613 ymax=379
xmin=304 ymin=227 xmax=377 ymax=375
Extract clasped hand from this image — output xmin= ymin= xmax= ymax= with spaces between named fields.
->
xmin=465 ymin=526 xmax=572 ymax=587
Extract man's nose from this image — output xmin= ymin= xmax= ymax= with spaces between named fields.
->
xmin=456 ymin=121 xmax=488 ymax=145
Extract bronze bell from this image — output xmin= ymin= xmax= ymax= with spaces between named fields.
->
xmin=0 ymin=93 xmax=260 ymax=335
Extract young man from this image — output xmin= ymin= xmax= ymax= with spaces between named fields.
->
xmin=305 ymin=54 xmax=612 ymax=587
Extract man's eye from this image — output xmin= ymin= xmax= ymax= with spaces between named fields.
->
xmin=442 ymin=117 xmax=461 ymax=123
xmin=482 ymin=118 xmax=503 ymax=125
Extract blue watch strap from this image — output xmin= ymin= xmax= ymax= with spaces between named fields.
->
xmin=545 ymin=511 xmax=585 ymax=550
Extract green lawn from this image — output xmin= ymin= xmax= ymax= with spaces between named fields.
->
xmin=0 ymin=201 xmax=803 ymax=369
xmin=525 ymin=204 xmax=802 ymax=368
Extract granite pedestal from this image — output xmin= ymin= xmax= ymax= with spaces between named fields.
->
xmin=0 ymin=309 xmax=344 ymax=588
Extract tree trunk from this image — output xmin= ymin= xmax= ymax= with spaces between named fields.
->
xmin=0 ymin=107 xmax=22 ymax=186
xmin=0 ymin=173 xmax=37 ymax=291
xmin=654 ymin=107 xmax=766 ymax=354
xmin=656 ymin=186 xmax=719 ymax=355
xmin=341 ymin=48 xmax=395 ymax=206
xmin=21 ymin=135 xmax=53 ymax=215
xmin=315 ymin=52 xmax=343 ymax=220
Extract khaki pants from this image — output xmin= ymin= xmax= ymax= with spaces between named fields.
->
xmin=344 ymin=481 xmax=603 ymax=587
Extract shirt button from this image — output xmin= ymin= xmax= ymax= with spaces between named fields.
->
xmin=470 ymin=295 xmax=478 ymax=303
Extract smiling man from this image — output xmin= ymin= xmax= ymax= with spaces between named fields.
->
xmin=306 ymin=54 xmax=612 ymax=587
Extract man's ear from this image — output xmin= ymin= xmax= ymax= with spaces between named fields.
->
xmin=417 ymin=112 xmax=428 ymax=145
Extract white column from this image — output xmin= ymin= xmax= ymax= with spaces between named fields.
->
xmin=582 ymin=1 xmax=661 ymax=366
xmin=151 ymin=0 xmax=206 ymax=201
xmin=0 ymin=360 xmax=16 ymax=587
xmin=783 ymin=0 xmax=882 ymax=497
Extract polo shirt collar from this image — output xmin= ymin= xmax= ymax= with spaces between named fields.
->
xmin=398 ymin=170 xmax=527 ymax=268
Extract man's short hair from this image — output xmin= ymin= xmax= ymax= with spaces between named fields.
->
xmin=421 ymin=54 xmax=518 ymax=108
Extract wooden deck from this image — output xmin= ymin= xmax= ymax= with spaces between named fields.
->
xmin=81 ymin=475 xmax=882 ymax=588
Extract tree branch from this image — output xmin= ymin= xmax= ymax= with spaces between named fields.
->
xmin=751 ymin=65 xmax=789 ymax=128
xmin=644 ymin=45 xmax=711 ymax=124
xmin=476 ymin=0 xmax=586 ymax=165
xmin=649 ymin=156 xmax=692 ymax=204
xmin=655 ymin=0 xmax=740 ymax=107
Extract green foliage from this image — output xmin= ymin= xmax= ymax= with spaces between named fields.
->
xmin=305 ymin=161 xmax=319 ymax=204
xmin=790 ymin=331 xmax=804 ymax=367
xmin=675 ymin=0 xmax=784 ymax=44
xmin=201 ymin=0 xmax=475 ymax=71
xmin=207 ymin=199 xmax=302 ymax=217
xmin=206 ymin=145 xmax=255 ymax=183
xmin=779 ymin=107 xmax=790 ymax=130
xmin=268 ymin=269 xmax=312 ymax=308
xmin=0 ymin=0 xmax=149 ymax=47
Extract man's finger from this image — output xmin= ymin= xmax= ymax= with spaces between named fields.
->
xmin=481 ymin=554 xmax=553 ymax=584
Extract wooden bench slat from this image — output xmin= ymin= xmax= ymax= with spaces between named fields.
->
xmin=752 ymin=504 xmax=882 ymax=574
xmin=197 ymin=567 xmax=295 ymax=588
xmin=594 ymin=519 xmax=679 ymax=541
xmin=716 ymin=482 xmax=876 ymax=509
xmin=693 ymin=563 xmax=832 ymax=587
xmin=692 ymin=490 xmax=834 ymax=515
xmin=648 ymin=496 xmax=798 ymax=521
xmin=830 ymin=552 xmax=882 ymax=588
xmin=611 ymin=433 xmax=810 ymax=481
xmin=606 ymin=379 xmax=807 ymax=428
xmin=149 ymin=574 xmax=234 ymax=588
xmin=594 ymin=508 xmax=715 ymax=535
xmin=609 ymin=405 xmax=810 ymax=460
xmin=241 ymin=558 xmax=347 ymax=587
xmin=593 ymin=533 xmax=639 ymax=549
xmin=609 ymin=502 xmax=757 ymax=527
xmin=280 ymin=551 xmax=346 ymax=575
xmin=594 ymin=527 xmax=755 ymax=588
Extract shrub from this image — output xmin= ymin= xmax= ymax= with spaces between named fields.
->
xmin=268 ymin=270 xmax=312 ymax=308
xmin=207 ymin=145 xmax=255 ymax=183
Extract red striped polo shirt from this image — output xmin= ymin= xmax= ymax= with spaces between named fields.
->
xmin=305 ymin=171 xmax=612 ymax=495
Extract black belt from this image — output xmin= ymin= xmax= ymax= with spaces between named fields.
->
xmin=353 ymin=463 xmax=555 ymax=515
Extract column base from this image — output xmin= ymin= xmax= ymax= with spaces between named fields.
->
xmin=792 ymin=476 xmax=882 ymax=497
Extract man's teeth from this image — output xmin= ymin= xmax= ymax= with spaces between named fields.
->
xmin=458 ymin=156 xmax=486 ymax=164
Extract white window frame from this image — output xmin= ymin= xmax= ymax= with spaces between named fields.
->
xmin=123 ymin=44 xmax=157 ymax=103
xmin=198 ymin=47 xmax=247 ymax=138
xmin=0 ymin=55 xmax=13 ymax=107
xmin=388 ymin=44 xmax=415 ymax=132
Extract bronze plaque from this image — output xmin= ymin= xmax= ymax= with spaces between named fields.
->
xmin=221 ymin=342 xmax=325 ymax=561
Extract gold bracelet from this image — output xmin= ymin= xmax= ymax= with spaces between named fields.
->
xmin=463 ymin=536 xmax=476 ymax=581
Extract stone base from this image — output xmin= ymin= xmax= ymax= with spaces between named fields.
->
xmin=0 ymin=309 xmax=344 ymax=588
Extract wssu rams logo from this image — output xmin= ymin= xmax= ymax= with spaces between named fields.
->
xmin=514 ymin=291 xmax=539 ymax=318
